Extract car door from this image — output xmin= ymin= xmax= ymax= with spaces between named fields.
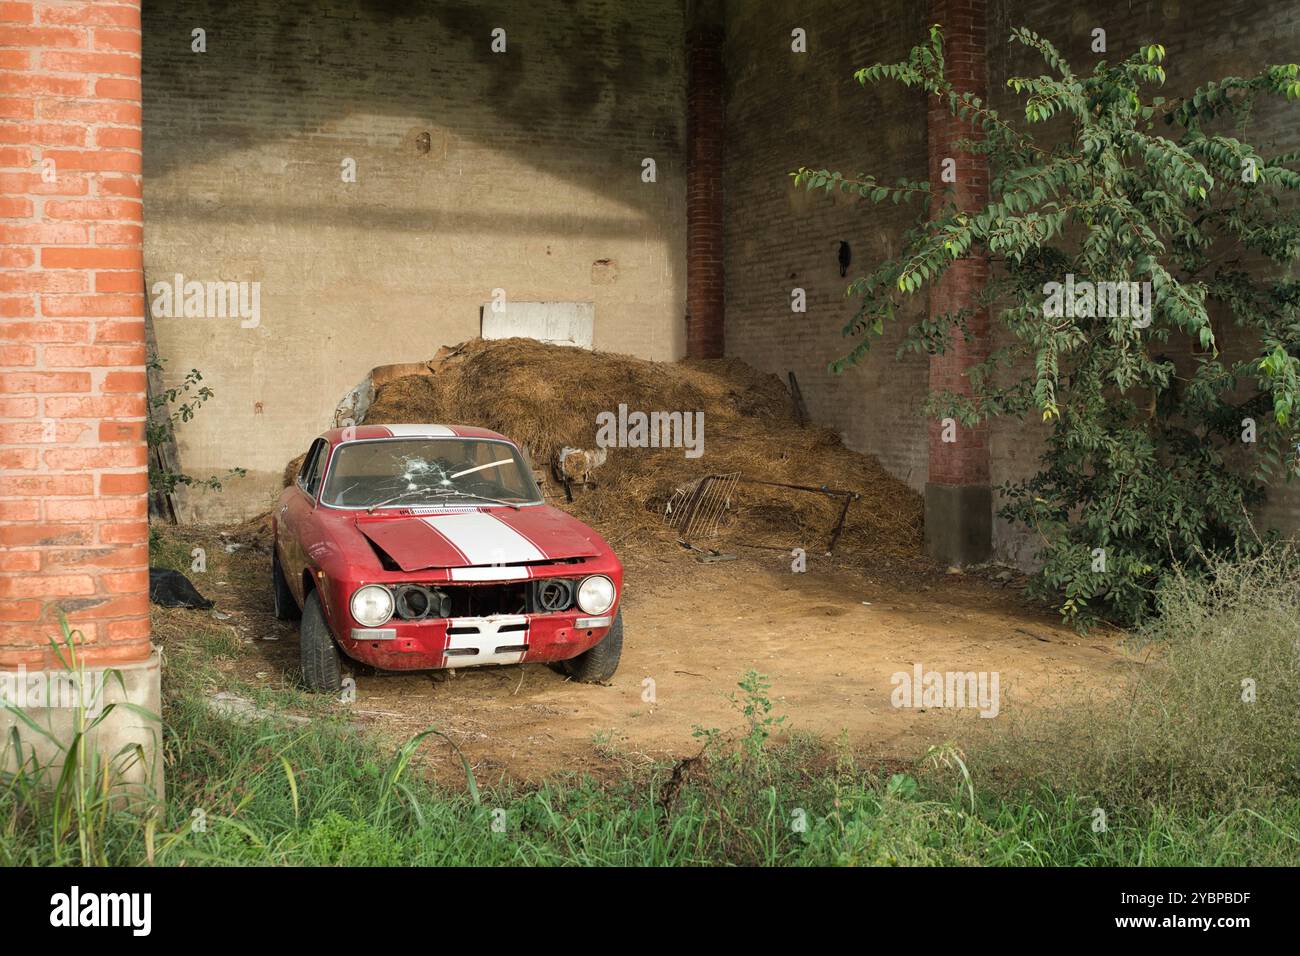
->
xmin=280 ymin=438 xmax=326 ymax=605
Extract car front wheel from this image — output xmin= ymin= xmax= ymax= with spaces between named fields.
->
xmin=300 ymin=590 xmax=342 ymax=693
xmin=564 ymin=609 xmax=623 ymax=683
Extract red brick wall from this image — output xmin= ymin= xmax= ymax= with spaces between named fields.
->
xmin=927 ymin=260 xmax=990 ymax=485
xmin=926 ymin=0 xmax=990 ymax=487
xmin=687 ymin=21 xmax=725 ymax=359
xmin=0 ymin=0 xmax=149 ymax=669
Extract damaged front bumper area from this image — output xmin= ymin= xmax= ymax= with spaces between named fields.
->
xmin=333 ymin=569 xmax=619 ymax=672
xmin=344 ymin=611 xmax=613 ymax=671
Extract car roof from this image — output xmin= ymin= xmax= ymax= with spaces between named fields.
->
xmin=319 ymin=424 xmax=513 ymax=447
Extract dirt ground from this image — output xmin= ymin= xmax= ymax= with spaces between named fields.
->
xmin=154 ymin=523 xmax=1129 ymax=785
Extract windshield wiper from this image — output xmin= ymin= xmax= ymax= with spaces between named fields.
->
xmin=450 ymin=458 xmax=515 ymax=479
xmin=366 ymin=487 xmax=435 ymax=514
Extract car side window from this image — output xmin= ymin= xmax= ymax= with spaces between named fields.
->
xmin=307 ymin=445 xmax=329 ymax=497
xmin=294 ymin=442 xmax=317 ymax=490
xmin=297 ymin=440 xmax=326 ymax=498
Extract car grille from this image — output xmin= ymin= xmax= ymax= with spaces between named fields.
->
xmin=388 ymin=579 xmax=578 ymax=620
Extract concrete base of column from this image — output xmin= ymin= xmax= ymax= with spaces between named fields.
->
xmin=0 ymin=650 xmax=163 ymax=808
xmin=924 ymin=482 xmax=992 ymax=566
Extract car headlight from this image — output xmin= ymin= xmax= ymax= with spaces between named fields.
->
xmin=576 ymin=574 xmax=616 ymax=615
xmin=350 ymin=584 xmax=394 ymax=627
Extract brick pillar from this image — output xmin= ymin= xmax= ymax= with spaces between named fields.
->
xmin=686 ymin=19 xmax=724 ymax=359
xmin=923 ymin=0 xmax=992 ymax=566
xmin=0 ymin=1 xmax=158 ymax=793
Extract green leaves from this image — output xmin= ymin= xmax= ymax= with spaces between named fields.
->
xmin=854 ymin=22 xmax=946 ymax=95
xmin=147 ymin=352 xmax=246 ymax=495
xmin=1259 ymin=345 xmax=1300 ymax=426
xmin=793 ymin=27 xmax=1300 ymax=628
xmin=790 ymin=167 xmax=930 ymax=204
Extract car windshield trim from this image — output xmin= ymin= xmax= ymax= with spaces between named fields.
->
xmin=316 ymin=436 xmax=545 ymax=512
xmin=365 ymin=487 xmax=522 ymax=514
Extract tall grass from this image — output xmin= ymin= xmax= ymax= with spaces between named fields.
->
xmin=2 ymin=552 xmax=1298 ymax=866
xmin=969 ymin=547 xmax=1300 ymax=818
xmin=2 ymin=622 xmax=160 ymax=865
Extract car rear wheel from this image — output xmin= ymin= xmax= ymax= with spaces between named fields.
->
xmin=300 ymin=590 xmax=342 ymax=693
xmin=564 ymin=609 xmax=623 ymax=683
xmin=272 ymin=548 xmax=300 ymax=621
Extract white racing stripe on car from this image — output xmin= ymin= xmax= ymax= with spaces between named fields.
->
xmin=443 ymin=615 xmax=529 ymax=667
xmin=381 ymin=424 xmax=456 ymax=437
xmin=421 ymin=511 xmax=545 ymax=566
xmin=449 ymin=566 xmax=532 ymax=581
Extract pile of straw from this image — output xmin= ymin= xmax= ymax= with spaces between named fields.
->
xmin=289 ymin=338 xmax=924 ymax=568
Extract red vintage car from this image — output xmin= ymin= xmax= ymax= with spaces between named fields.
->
xmin=271 ymin=424 xmax=624 ymax=692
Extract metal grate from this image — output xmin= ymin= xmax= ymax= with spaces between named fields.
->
xmin=665 ymin=473 xmax=860 ymax=555
xmin=665 ymin=472 xmax=740 ymax=542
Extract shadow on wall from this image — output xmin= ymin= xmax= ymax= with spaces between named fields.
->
xmin=142 ymin=0 xmax=684 ymax=217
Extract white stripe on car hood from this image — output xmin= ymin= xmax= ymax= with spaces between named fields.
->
xmin=449 ymin=566 xmax=531 ymax=581
xmin=421 ymin=512 xmax=544 ymax=565
xmin=382 ymin=424 xmax=456 ymax=437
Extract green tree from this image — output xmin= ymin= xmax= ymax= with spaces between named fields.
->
xmin=794 ymin=27 xmax=1300 ymax=627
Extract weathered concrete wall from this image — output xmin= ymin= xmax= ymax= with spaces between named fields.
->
xmin=724 ymin=0 xmax=1300 ymax=567
xmin=0 ymin=651 xmax=163 ymax=803
xmin=142 ymin=0 xmax=688 ymax=521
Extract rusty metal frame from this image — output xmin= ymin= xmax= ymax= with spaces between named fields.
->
xmin=666 ymin=471 xmax=740 ymax=541
xmin=668 ymin=473 xmax=860 ymax=555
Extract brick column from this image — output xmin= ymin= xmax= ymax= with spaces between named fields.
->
xmin=0 ymin=1 xmax=157 ymax=793
xmin=685 ymin=18 xmax=724 ymax=359
xmin=923 ymin=0 xmax=992 ymax=566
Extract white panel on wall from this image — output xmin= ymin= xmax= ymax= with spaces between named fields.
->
xmin=480 ymin=301 xmax=595 ymax=349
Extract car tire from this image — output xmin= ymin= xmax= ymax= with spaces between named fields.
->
xmin=564 ymin=609 xmax=623 ymax=683
xmin=300 ymin=590 xmax=342 ymax=694
xmin=272 ymin=548 xmax=300 ymax=621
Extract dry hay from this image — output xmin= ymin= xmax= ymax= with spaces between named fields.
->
xmin=283 ymin=454 xmax=305 ymax=489
xmin=334 ymin=338 xmax=925 ymax=570
xmin=223 ymin=510 xmax=274 ymax=553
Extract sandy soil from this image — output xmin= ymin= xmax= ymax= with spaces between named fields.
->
xmin=155 ymin=524 xmax=1129 ymax=785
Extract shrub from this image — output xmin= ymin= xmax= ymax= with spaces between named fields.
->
xmin=795 ymin=27 xmax=1300 ymax=627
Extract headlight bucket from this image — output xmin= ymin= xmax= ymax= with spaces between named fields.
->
xmin=351 ymin=584 xmax=394 ymax=627
xmin=576 ymin=574 xmax=616 ymax=615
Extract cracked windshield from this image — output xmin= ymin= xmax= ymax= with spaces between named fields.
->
xmin=321 ymin=438 xmax=542 ymax=509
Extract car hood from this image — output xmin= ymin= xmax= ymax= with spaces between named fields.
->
xmin=353 ymin=506 xmax=603 ymax=572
